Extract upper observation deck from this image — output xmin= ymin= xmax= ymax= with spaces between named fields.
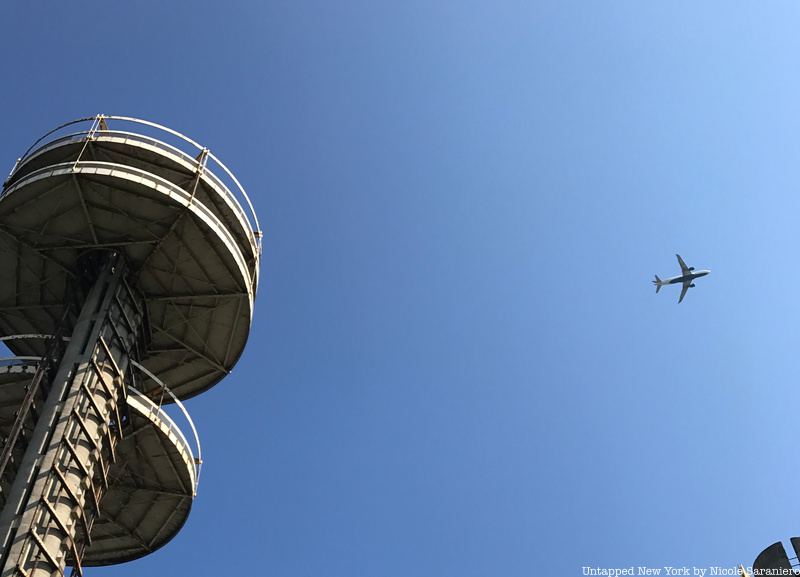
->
xmin=0 ymin=116 xmax=262 ymax=400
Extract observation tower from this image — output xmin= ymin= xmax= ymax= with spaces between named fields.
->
xmin=0 ymin=115 xmax=261 ymax=575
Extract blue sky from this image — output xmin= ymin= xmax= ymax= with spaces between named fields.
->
xmin=2 ymin=2 xmax=800 ymax=575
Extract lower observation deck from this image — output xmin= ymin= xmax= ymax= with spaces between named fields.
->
xmin=0 ymin=356 xmax=198 ymax=566
xmin=82 ymin=387 xmax=197 ymax=565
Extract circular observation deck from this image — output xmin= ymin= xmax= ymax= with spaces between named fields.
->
xmin=80 ymin=386 xmax=198 ymax=566
xmin=0 ymin=116 xmax=261 ymax=400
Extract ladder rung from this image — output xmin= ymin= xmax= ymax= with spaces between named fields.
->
xmin=40 ymin=498 xmax=83 ymax=576
xmin=28 ymin=530 xmax=65 ymax=577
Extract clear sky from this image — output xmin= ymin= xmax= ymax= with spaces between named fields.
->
xmin=1 ymin=2 xmax=799 ymax=575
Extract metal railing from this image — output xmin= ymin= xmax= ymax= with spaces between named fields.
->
xmin=129 ymin=361 xmax=203 ymax=493
xmin=5 ymin=115 xmax=262 ymax=260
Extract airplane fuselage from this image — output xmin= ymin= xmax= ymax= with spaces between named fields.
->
xmin=662 ymin=270 xmax=710 ymax=285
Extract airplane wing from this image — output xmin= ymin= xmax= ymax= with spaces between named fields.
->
xmin=676 ymin=254 xmax=691 ymax=275
xmin=678 ymin=280 xmax=691 ymax=303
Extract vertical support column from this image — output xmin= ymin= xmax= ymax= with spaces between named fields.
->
xmin=0 ymin=252 xmax=144 ymax=577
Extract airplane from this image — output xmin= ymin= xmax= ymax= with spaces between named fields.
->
xmin=653 ymin=254 xmax=710 ymax=303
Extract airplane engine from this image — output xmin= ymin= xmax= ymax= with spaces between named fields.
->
xmin=689 ymin=284 xmax=696 ymax=288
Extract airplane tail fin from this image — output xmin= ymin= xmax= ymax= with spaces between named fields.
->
xmin=654 ymin=275 xmax=661 ymax=293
